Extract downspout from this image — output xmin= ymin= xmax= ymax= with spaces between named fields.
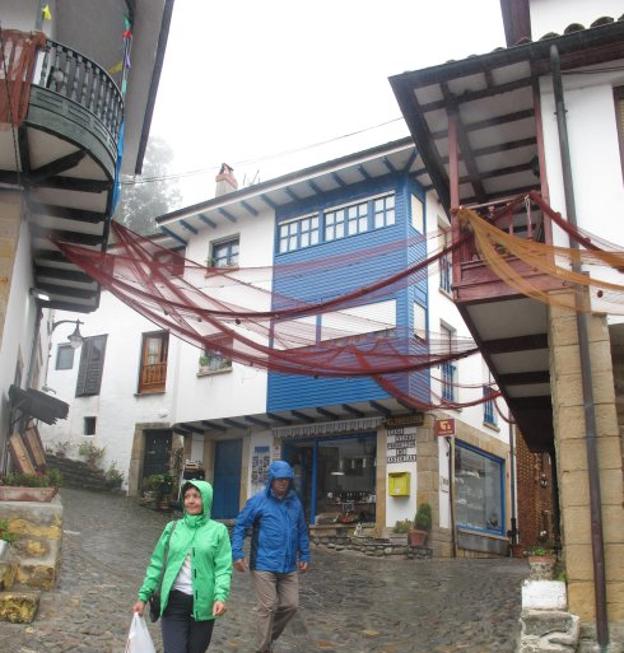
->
xmin=550 ymin=44 xmax=608 ymax=649
xmin=508 ymin=421 xmax=518 ymax=546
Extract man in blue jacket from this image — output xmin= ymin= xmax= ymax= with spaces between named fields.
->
xmin=232 ymin=460 xmax=310 ymax=653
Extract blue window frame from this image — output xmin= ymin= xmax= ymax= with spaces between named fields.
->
xmin=483 ymin=385 xmax=497 ymax=425
xmin=373 ymin=194 xmax=395 ymax=228
xmin=212 ymin=237 xmax=239 ymax=267
xmin=455 ymin=442 xmax=505 ymax=536
xmin=441 ymin=362 xmax=456 ymax=402
xmin=279 ymin=215 xmax=319 ymax=253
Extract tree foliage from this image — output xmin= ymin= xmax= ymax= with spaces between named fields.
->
xmin=114 ymin=137 xmax=182 ymax=236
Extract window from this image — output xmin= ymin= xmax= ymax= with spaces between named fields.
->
xmin=84 ymin=416 xmax=96 ymax=436
xmin=483 ymin=385 xmax=497 ymax=426
xmin=55 ymin=343 xmax=74 ymax=370
xmin=373 ymin=194 xmax=395 ymax=228
xmin=615 ymin=87 xmax=624 ymax=178
xmin=139 ymin=332 xmax=168 ymax=393
xmin=440 ymin=324 xmax=456 ymax=402
xmin=455 ymin=443 xmax=504 ymax=535
xmin=411 ymin=195 xmax=424 ymax=233
xmin=279 ymin=215 xmax=319 ymax=253
xmin=75 ymin=335 xmax=108 ymax=397
xmin=325 ymin=201 xmax=368 ymax=241
xmin=439 ymin=224 xmax=452 ymax=293
xmin=199 ymin=336 xmax=233 ymax=374
xmin=413 ymin=303 xmax=427 ymax=340
xmin=211 ymin=237 xmax=239 ymax=267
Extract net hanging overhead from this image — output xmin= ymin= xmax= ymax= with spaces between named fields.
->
xmin=52 ymin=191 xmax=623 ymax=412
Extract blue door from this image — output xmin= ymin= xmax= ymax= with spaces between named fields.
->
xmin=212 ymin=439 xmax=242 ymax=519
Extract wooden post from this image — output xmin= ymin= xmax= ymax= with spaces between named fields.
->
xmin=447 ymin=109 xmax=461 ymax=293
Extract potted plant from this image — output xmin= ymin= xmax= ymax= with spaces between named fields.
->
xmin=526 ymin=545 xmax=557 ymax=580
xmin=390 ymin=519 xmax=412 ymax=545
xmin=409 ymin=502 xmax=432 ymax=547
xmin=0 ymin=518 xmax=16 ymax=558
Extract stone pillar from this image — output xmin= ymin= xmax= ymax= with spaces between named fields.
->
xmin=0 ymin=193 xmax=22 ymax=346
xmin=548 ymin=299 xmax=624 ymax=632
xmin=374 ymin=427 xmax=386 ymax=537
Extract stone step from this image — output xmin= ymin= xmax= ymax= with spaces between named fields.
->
xmin=0 ymin=590 xmax=40 ymax=623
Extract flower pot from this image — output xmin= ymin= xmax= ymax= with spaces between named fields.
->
xmin=408 ymin=529 xmax=428 ymax=547
xmin=0 ymin=486 xmax=58 ymax=502
xmin=528 ymin=555 xmax=556 ymax=580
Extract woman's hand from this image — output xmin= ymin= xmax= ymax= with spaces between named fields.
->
xmin=132 ymin=600 xmax=145 ymax=616
xmin=213 ymin=601 xmax=226 ymax=617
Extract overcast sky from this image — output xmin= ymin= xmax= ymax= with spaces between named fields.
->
xmin=148 ymin=0 xmax=506 ymax=205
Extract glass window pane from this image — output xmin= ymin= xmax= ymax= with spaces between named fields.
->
xmin=387 ymin=194 xmax=395 ymax=209
xmin=310 ymin=231 xmax=319 ymax=245
xmin=359 ymin=216 xmax=368 ymax=232
xmin=336 ymin=223 xmax=344 ymax=238
xmin=375 ymin=199 xmax=383 ymax=211
xmin=311 ymin=217 xmax=319 ymax=229
xmin=301 ymin=233 xmax=309 ymax=247
xmin=280 ymin=225 xmax=288 ymax=237
xmin=387 ymin=208 xmax=395 ymax=225
xmin=326 ymin=212 xmax=335 ymax=226
xmin=374 ymin=213 xmax=384 ymax=229
xmin=289 ymin=235 xmax=297 ymax=249
xmin=280 ymin=237 xmax=288 ymax=252
xmin=302 ymin=218 xmax=309 ymax=231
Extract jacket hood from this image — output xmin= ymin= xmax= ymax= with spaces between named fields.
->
xmin=265 ymin=460 xmax=294 ymax=496
xmin=184 ymin=479 xmax=213 ymax=519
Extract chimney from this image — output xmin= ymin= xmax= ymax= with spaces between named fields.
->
xmin=215 ymin=163 xmax=238 ymax=197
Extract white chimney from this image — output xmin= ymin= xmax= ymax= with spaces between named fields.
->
xmin=215 ymin=163 xmax=238 ymax=197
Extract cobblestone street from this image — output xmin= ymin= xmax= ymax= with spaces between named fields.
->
xmin=0 ymin=489 xmax=528 ymax=652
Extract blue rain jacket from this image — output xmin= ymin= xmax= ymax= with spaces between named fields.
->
xmin=231 ymin=460 xmax=310 ymax=573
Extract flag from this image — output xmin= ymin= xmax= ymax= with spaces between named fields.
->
xmin=42 ymin=4 xmax=52 ymax=21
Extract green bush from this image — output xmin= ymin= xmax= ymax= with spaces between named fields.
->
xmin=415 ymin=502 xmax=432 ymax=531
xmin=0 ymin=518 xmax=16 ymax=543
xmin=78 ymin=441 xmax=105 ymax=468
xmin=1 ymin=471 xmax=62 ymax=487
xmin=392 ymin=519 xmax=412 ymax=534
xmin=105 ymin=462 xmax=124 ymax=489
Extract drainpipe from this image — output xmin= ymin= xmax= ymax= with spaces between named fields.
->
xmin=508 ymin=421 xmax=518 ymax=546
xmin=550 ymin=44 xmax=608 ymax=649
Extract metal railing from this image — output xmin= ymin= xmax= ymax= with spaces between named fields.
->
xmin=34 ymin=39 xmax=123 ymax=140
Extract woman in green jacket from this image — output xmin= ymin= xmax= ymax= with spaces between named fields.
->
xmin=133 ymin=480 xmax=232 ymax=653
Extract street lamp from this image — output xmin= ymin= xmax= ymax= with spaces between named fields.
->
xmin=51 ymin=319 xmax=85 ymax=349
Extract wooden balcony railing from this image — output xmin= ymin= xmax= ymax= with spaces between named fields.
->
xmin=34 ymin=39 xmax=123 ymax=142
xmin=140 ymin=362 xmax=167 ymax=393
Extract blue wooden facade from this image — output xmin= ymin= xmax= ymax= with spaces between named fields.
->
xmin=267 ymin=172 xmax=430 ymax=412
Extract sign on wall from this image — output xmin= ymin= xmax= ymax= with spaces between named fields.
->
xmin=386 ymin=426 xmax=417 ymax=464
xmin=251 ymin=445 xmax=271 ymax=493
xmin=434 ymin=418 xmax=455 ymax=437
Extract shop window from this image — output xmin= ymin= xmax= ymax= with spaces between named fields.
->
xmin=138 ymin=331 xmax=168 ymax=394
xmin=75 ymin=335 xmax=108 ymax=397
xmin=455 ymin=443 xmax=504 ymax=535
xmin=56 ymin=343 xmax=74 ymax=370
xmin=210 ymin=237 xmax=239 ymax=268
xmin=84 ymin=416 xmax=96 ymax=436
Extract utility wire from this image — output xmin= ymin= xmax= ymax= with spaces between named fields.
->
xmin=120 ymin=116 xmax=406 ymax=187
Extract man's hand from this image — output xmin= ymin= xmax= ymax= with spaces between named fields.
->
xmin=298 ymin=561 xmax=309 ymax=573
xmin=234 ymin=558 xmax=248 ymax=572
xmin=213 ymin=601 xmax=226 ymax=617
xmin=132 ymin=600 xmax=145 ymax=615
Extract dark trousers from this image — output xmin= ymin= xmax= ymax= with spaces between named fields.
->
xmin=161 ymin=590 xmax=215 ymax=653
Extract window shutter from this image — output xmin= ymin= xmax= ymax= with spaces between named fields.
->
xmin=615 ymin=87 xmax=624 ymax=178
xmin=75 ymin=335 xmax=108 ymax=397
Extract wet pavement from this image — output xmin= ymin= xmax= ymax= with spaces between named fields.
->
xmin=0 ymin=488 xmax=528 ymax=652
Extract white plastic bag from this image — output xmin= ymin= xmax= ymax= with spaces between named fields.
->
xmin=125 ymin=613 xmax=156 ymax=653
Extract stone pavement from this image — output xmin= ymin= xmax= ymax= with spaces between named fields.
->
xmin=0 ymin=489 xmax=528 ymax=652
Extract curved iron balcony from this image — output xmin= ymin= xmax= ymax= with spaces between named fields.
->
xmin=28 ymin=38 xmax=124 ymax=179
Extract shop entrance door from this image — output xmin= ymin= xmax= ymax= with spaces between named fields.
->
xmin=283 ymin=442 xmax=315 ymax=522
xmin=212 ymin=439 xmax=242 ymax=519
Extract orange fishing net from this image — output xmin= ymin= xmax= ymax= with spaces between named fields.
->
xmin=0 ymin=30 xmax=46 ymax=129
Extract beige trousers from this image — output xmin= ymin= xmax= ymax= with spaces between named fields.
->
xmin=251 ymin=570 xmax=299 ymax=653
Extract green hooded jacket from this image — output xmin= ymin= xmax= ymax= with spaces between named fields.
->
xmin=137 ymin=480 xmax=232 ymax=621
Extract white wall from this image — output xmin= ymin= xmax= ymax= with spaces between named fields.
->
xmin=385 ymin=425 xmax=418 ymax=527
xmin=0 ymin=211 xmax=39 ymax=469
xmin=425 ymin=191 xmax=509 ymax=444
xmin=529 ymin=0 xmax=623 ymax=38
xmin=2 ymin=0 xmax=56 ymax=35
xmin=173 ymin=207 xmax=275 ymax=424
xmin=41 ymin=292 xmax=178 ymax=480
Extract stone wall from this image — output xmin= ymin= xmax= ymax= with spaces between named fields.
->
xmin=548 ymin=298 xmax=624 ymax=635
xmin=310 ymin=532 xmax=432 ymax=560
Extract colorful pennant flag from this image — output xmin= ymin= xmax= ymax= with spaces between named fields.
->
xmin=42 ymin=4 xmax=52 ymax=21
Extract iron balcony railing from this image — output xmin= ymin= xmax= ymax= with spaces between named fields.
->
xmin=35 ymin=38 xmax=123 ymax=142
